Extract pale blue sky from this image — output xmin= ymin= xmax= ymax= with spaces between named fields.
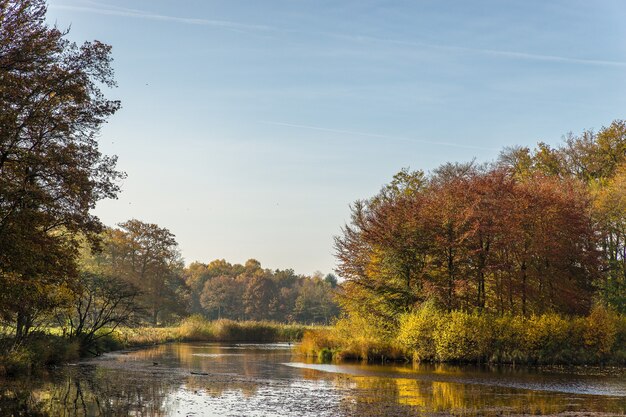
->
xmin=46 ymin=0 xmax=626 ymax=275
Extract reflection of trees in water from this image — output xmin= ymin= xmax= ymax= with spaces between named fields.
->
xmin=317 ymin=373 xmax=626 ymax=417
xmin=3 ymin=346 xmax=626 ymax=416
xmin=0 ymin=378 xmax=48 ymax=416
xmin=1 ymin=366 xmax=175 ymax=416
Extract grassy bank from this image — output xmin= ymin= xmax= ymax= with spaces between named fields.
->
xmin=299 ymin=304 xmax=626 ymax=366
xmin=112 ymin=316 xmax=313 ymax=347
xmin=0 ymin=316 xmax=317 ymax=376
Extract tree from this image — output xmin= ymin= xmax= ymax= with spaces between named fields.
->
xmin=62 ymin=272 xmax=139 ymax=353
xmin=336 ymin=167 xmax=600 ymax=319
xmin=324 ymin=273 xmax=338 ymax=287
xmin=293 ymin=278 xmax=339 ymax=323
xmin=200 ymin=275 xmax=244 ymax=320
xmin=335 ymin=188 xmax=433 ymax=326
xmin=0 ymin=0 xmax=122 ymax=339
xmin=243 ymin=274 xmax=277 ymax=321
xmin=593 ymin=164 xmax=626 ymax=312
xmin=102 ymin=220 xmax=186 ymax=325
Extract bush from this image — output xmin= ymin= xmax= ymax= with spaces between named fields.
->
xmin=490 ymin=314 xmax=527 ymax=363
xmin=0 ymin=347 xmax=33 ymax=376
xmin=397 ymin=301 xmax=441 ymax=361
xmin=0 ymin=333 xmax=80 ymax=376
xmin=583 ymin=305 xmax=618 ymax=360
xmin=302 ymin=304 xmax=626 ymax=366
xmin=299 ymin=313 xmax=403 ymax=361
xmin=433 ymin=311 xmax=492 ymax=362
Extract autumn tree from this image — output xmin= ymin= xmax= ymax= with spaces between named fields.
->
xmin=336 ymin=167 xmax=600 ymax=319
xmin=335 ymin=169 xmax=432 ymax=327
xmin=200 ymin=275 xmax=244 ymax=320
xmin=593 ymin=164 xmax=626 ymax=312
xmin=189 ymin=259 xmax=339 ymax=323
xmin=498 ymin=120 xmax=626 ymax=311
xmin=0 ymin=0 xmax=122 ymax=339
xmin=101 ymin=220 xmax=186 ymax=325
xmin=243 ymin=274 xmax=277 ymax=321
xmin=293 ymin=276 xmax=339 ymax=323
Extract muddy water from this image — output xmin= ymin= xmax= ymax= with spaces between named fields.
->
xmin=1 ymin=343 xmax=625 ymax=416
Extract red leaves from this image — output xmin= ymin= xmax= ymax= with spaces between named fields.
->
xmin=336 ymin=168 xmax=599 ymax=318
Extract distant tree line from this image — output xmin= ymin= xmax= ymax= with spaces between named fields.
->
xmin=185 ymin=259 xmax=339 ymax=323
xmin=80 ymin=221 xmax=340 ymax=326
xmin=336 ymin=120 xmax=626 ymax=329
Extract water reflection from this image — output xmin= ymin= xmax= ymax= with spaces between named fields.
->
xmin=0 ymin=343 xmax=624 ymax=416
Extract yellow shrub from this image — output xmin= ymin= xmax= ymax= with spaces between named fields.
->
xmin=433 ymin=311 xmax=492 ymax=362
xmin=396 ymin=301 xmax=442 ymax=361
xmin=584 ymin=305 xmax=618 ymax=357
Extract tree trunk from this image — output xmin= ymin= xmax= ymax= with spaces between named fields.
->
xmin=15 ymin=311 xmax=32 ymax=341
xmin=521 ymin=260 xmax=527 ymax=317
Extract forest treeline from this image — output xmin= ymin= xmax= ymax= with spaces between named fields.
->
xmin=336 ymin=120 xmax=626 ymax=324
xmin=304 ymin=119 xmax=626 ymax=364
xmin=83 ymin=219 xmax=339 ymax=326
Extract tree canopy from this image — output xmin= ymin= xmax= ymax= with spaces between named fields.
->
xmin=337 ymin=121 xmax=626 ymax=323
xmin=0 ymin=0 xmax=122 ymax=339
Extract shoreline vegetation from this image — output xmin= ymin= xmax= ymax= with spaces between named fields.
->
xmin=299 ymin=304 xmax=626 ymax=366
xmin=0 ymin=317 xmax=316 ymax=376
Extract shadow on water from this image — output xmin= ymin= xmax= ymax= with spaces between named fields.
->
xmin=1 ymin=342 xmax=625 ymax=416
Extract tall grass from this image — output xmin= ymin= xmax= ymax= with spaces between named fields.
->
xmin=174 ymin=316 xmax=310 ymax=342
xmin=300 ymin=304 xmax=626 ymax=365
xmin=101 ymin=316 xmax=314 ymax=349
xmin=0 ymin=317 xmax=318 ymax=375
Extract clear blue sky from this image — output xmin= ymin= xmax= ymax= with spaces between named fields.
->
xmin=46 ymin=0 xmax=626 ymax=275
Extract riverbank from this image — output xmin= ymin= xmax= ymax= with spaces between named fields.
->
xmin=0 ymin=316 xmax=317 ymax=376
xmin=299 ymin=305 xmax=626 ymax=366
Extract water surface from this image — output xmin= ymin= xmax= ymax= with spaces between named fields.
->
xmin=1 ymin=342 xmax=624 ymax=416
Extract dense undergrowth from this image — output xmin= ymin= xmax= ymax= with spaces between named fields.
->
xmin=0 ymin=317 xmax=315 ymax=376
xmin=299 ymin=304 xmax=626 ymax=366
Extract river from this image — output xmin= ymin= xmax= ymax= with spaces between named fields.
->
xmin=1 ymin=342 xmax=625 ymax=416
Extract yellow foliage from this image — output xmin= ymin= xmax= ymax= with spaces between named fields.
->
xmin=397 ymin=301 xmax=441 ymax=361
xmin=583 ymin=305 xmax=618 ymax=356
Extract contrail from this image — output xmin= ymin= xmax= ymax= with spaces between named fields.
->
xmin=260 ymin=121 xmax=497 ymax=151
xmin=51 ymin=2 xmax=626 ymax=68
xmin=50 ymin=3 xmax=273 ymax=32
xmin=322 ymin=32 xmax=626 ymax=68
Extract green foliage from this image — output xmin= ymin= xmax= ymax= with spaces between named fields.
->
xmin=317 ymin=348 xmax=333 ymax=362
xmin=133 ymin=317 xmax=312 ymax=345
xmin=432 ymin=311 xmax=493 ymax=362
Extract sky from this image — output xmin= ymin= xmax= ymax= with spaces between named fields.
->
xmin=45 ymin=0 xmax=626 ymax=276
